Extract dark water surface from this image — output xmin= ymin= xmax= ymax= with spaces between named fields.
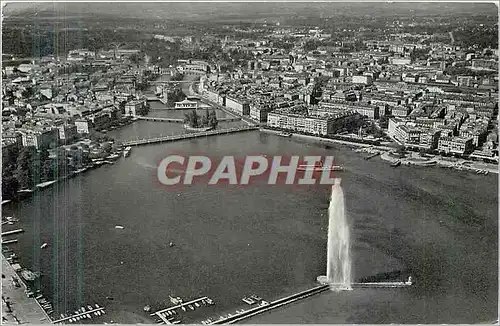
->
xmin=3 ymin=119 xmax=497 ymax=324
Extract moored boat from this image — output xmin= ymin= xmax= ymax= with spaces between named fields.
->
xmin=123 ymin=146 xmax=132 ymax=158
xmin=20 ymin=269 xmax=40 ymax=281
xmin=183 ymin=124 xmax=214 ymax=132
xmin=278 ymin=131 xmax=292 ymax=137
xmin=391 ymin=160 xmax=401 ymax=167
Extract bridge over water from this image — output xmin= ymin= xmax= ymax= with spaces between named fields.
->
xmin=122 ymin=126 xmax=258 ymax=146
xmin=135 ymin=116 xmax=241 ymax=123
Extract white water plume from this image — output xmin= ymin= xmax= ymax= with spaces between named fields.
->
xmin=318 ymin=178 xmax=352 ymax=291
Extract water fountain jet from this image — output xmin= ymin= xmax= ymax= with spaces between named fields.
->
xmin=317 ymin=178 xmax=352 ymax=291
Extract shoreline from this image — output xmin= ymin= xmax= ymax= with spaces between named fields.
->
xmin=260 ymin=128 xmax=498 ymax=174
xmin=380 ymin=151 xmax=499 ymax=174
xmin=1 ymin=254 xmax=51 ymax=324
xmin=260 ymin=128 xmax=393 ymax=151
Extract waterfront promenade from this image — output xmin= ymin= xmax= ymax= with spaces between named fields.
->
xmin=1 ymin=255 xmax=50 ymax=324
xmin=261 ymin=128 xmax=393 ymax=151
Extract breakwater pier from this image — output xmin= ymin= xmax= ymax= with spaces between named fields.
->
xmin=207 ymin=279 xmax=413 ymax=324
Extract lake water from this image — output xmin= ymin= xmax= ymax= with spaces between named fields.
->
xmin=3 ymin=113 xmax=497 ymax=324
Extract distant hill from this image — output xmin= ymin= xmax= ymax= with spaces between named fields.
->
xmin=3 ymin=2 xmax=498 ymax=22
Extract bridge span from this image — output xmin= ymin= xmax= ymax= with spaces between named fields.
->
xmin=135 ymin=116 xmax=241 ymax=123
xmin=122 ymin=126 xmax=258 ymax=146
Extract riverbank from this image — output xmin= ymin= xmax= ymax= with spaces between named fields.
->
xmin=260 ymin=128 xmax=393 ymax=151
xmin=380 ymin=151 xmax=498 ymax=174
xmin=1 ymin=254 xmax=51 ymax=324
xmin=260 ymin=128 xmax=498 ymax=175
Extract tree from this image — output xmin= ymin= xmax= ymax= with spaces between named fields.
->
xmin=15 ymin=146 xmax=36 ymax=189
xmin=208 ymin=110 xmax=218 ymax=128
xmin=184 ymin=110 xmax=199 ymax=127
xmin=201 ymin=110 xmax=209 ymax=127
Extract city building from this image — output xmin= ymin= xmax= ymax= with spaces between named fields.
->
xmin=438 ymin=136 xmax=474 ymax=155
xmin=20 ymin=127 xmax=59 ymax=149
xmin=225 ymin=96 xmax=250 ymax=115
xmin=125 ymin=100 xmax=147 ymax=116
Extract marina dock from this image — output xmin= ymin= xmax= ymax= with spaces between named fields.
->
xmin=2 ymin=229 xmax=25 ymax=237
xmin=1 ymin=254 xmax=51 ymax=324
xmin=152 ymin=296 xmax=212 ymax=324
xmin=2 ymin=239 xmax=18 ymax=245
xmin=52 ymin=305 xmax=105 ymax=324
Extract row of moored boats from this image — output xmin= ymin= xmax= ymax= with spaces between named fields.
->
xmin=59 ymin=304 xmax=105 ymax=323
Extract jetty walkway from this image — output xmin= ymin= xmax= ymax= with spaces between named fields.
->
xmin=209 ymin=280 xmax=413 ymax=324
xmin=135 ymin=116 xmax=241 ymax=123
xmin=122 ymin=126 xmax=258 ymax=147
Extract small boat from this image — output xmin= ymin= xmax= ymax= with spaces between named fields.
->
xmin=391 ymin=160 xmax=401 ymax=167
xmin=195 ymin=302 xmax=200 ymax=307
xmin=188 ymin=304 xmax=194 ymax=310
xmin=123 ymin=146 xmax=132 ymax=158
xmin=143 ymin=305 xmax=151 ymax=312
xmin=40 ymin=243 xmax=48 ymax=249
xmin=106 ymin=154 xmax=120 ymax=160
xmin=95 ymin=304 xmax=100 ymax=308
xmin=169 ymin=242 xmax=175 ymax=247
xmin=86 ymin=314 xmax=92 ymax=319
xmin=20 ymin=269 xmax=40 ymax=281
xmin=169 ymin=296 xmax=181 ymax=305
xmin=242 ymin=297 xmax=255 ymax=305
xmin=278 ymin=131 xmax=292 ymax=137
xmin=183 ymin=124 xmax=214 ymax=132
xmin=115 ymin=225 xmax=124 ymax=229
xmin=485 ymin=171 xmax=489 ymax=175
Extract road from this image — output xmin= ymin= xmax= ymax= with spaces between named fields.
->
xmin=1 ymin=255 xmax=51 ymax=324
